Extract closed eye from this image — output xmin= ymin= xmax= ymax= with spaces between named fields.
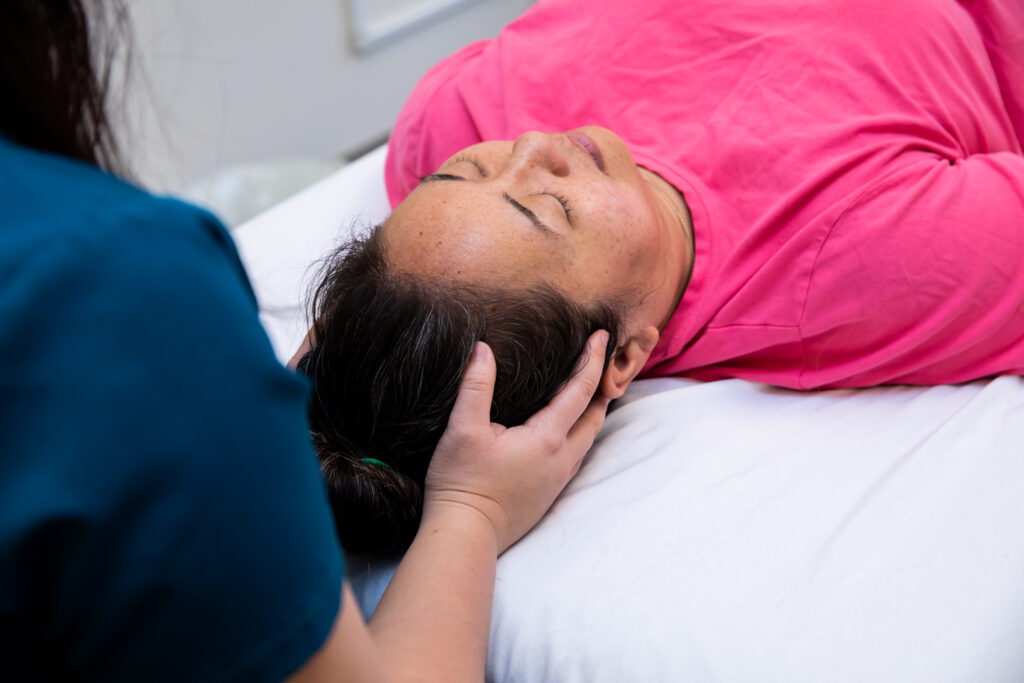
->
xmin=416 ymin=155 xmax=570 ymax=237
xmin=547 ymin=191 xmax=573 ymax=224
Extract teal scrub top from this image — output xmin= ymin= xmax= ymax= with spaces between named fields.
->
xmin=0 ymin=137 xmax=344 ymax=681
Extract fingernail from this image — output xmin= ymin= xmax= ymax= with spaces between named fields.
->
xmin=473 ymin=341 xmax=488 ymax=360
xmin=594 ymin=330 xmax=609 ymax=348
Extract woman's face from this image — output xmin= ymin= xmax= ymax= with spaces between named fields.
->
xmin=383 ymin=126 xmax=691 ymax=329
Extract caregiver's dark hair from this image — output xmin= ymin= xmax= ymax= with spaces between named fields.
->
xmin=297 ymin=225 xmax=624 ymax=554
xmin=0 ymin=0 xmax=128 ymax=173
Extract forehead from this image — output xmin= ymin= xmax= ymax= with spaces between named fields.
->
xmin=393 ymin=180 xmax=564 ymax=249
xmin=447 ymin=139 xmax=513 ymax=160
xmin=383 ymin=181 xmax=564 ymax=286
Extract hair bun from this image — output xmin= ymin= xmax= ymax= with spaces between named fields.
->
xmin=316 ymin=444 xmax=423 ymax=554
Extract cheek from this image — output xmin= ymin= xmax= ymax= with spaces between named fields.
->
xmin=583 ymin=191 xmax=660 ymax=268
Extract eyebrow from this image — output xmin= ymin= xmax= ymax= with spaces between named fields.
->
xmin=501 ymin=193 xmax=560 ymax=237
xmin=418 ymin=173 xmax=562 ymax=238
xmin=419 ymin=172 xmax=468 ymax=184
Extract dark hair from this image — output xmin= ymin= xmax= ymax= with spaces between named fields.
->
xmin=0 ymin=0 xmax=128 ymax=173
xmin=297 ymin=224 xmax=624 ymax=554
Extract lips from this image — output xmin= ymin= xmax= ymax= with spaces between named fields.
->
xmin=566 ymin=130 xmax=606 ymax=172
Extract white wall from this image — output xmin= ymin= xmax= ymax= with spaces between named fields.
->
xmin=123 ymin=0 xmax=533 ymax=192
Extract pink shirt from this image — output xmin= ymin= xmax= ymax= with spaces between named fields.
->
xmin=385 ymin=0 xmax=1024 ymax=389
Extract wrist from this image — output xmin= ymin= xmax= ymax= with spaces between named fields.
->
xmin=418 ymin=498 xmax=502 ymax=556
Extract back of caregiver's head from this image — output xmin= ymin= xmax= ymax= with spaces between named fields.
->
xmin=0 ymin=0 xmax=126 ymax=173
xmin=296 ymin=225 xmax=624 ymax=554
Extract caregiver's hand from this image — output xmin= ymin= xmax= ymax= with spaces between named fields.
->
xmin=424 ymin=330 xmax=611 ymax=554
xmin=347 ymin=332 xmax=611 ymax=683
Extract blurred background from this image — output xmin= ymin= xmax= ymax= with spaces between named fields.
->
xmin=121 ymin=0 xmax=535 ymax=226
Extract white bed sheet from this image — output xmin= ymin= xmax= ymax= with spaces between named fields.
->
xmin=233 ymin=145 xmax=391 ymax=363
xmin=233 ymin=147 xmax=1024 ymax=682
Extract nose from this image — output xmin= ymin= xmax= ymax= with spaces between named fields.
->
xmin=505 ymin=131 xmax=570 ymax=179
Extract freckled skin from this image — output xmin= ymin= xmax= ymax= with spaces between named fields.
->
xmin=385 ymin=126 xmax=695 ymax=341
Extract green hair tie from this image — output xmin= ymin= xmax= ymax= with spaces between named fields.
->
xmin=360 ymin=457 xmax=391 ymax=469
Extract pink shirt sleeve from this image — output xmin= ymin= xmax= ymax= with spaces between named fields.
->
xmin=800 ymin=151 xmax=1024 ymax=387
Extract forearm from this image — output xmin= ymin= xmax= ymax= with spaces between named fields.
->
xmin=352 ymin=333 xmax=608 ymax=682
xmin=369 ymin=502 xmax=499 ymax=683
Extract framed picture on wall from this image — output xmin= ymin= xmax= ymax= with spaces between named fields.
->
xmin=347 ymin=0 xmax=490 ymax=53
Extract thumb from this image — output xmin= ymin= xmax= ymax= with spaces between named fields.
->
xmin=447 ymin=342 xmax=497 ymax=429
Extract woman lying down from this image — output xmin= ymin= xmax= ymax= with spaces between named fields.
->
xmin=291 ymin=0 xmax=1024 ymax=553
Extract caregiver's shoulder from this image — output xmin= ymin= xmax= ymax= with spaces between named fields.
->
xmin=0 ymin=138 xmax=242 ymax=281
xmin=0 ymin=135 xmax=306 ymax=482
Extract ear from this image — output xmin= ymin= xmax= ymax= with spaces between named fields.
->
xmin=287 ymin=329 xmax=316 ymax=370
xmin=599 ymin=325 xmax=660 ymax=399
